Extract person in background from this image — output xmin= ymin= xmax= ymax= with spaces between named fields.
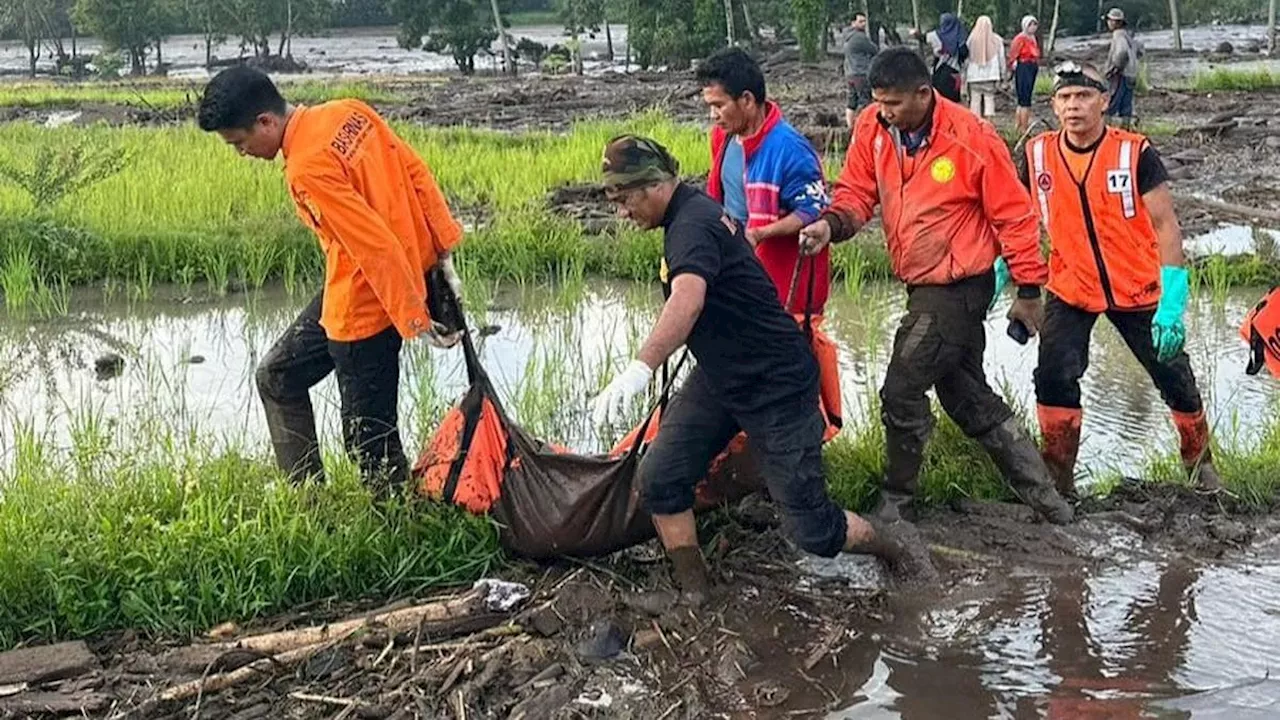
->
xmin=925 ymin=13 xmax=968 ymax=102
xmin=843 ymin=12 xmax=880 ymax=128
xmin=1103 ymin=7 xmax=1141 ymax=128
xmin=1009 ymin=15 xmax=1041 ymax=134
xmin=964 ymin=15 xmax=1005 ymax=121
xmin=196 ymin=66 xmax=465 ymax=495
xmin=1011 ymin=61 xmax=1222 ymax=496
xmin=799 ymin=47 xmax=1074 ymax=529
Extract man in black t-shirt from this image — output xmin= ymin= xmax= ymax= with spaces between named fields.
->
xmin=589 ymin=135 xmax=939 ymax=604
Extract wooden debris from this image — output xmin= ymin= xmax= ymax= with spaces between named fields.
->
xmin=0 ymin=641 xmax=99 ymax=685
xmin=213 ymin=591 xmax=484 ymax=657
xmin=157 ymin=642 xmax=325 ymax=704
xmin=0 ymin=690 xmax=110 ymax=714
xmin=1174 ymin=194 xmax=1280 ymax=224
xmin=802 ymin=626 xmax=845 ymax=672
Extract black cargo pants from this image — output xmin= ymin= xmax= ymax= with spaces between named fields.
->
xmin=1034 ymin=293 xmax=1203 ymax=413
xmin=880 ymin=272 xmax=1015 ymax=494
xmin=255 ymin=292 xmax=409 ymax=491
xmin=638 ymin=368 xmax=848 ymax=558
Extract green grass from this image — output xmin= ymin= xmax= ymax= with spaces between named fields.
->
xmin=0 ymin=428 xmax=499 ymax=648
xmin=0 ymin=79 xmax=403 ymax=110
xmin=1191 ymin=67 xmax=1280 ymax=92
xmin=505 ymin=9 xmax=565 ymax=26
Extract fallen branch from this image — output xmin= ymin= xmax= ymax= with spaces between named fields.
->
xmin=158 ymin=642 xmax=324 ymax=705
xmin=1175 ymin=120 xmax=1239 ymax=136
xmin=288 ymin=692 xmax=362 ymax=708
xmin=1174 ymin=194 xmax=1280 ymax=224
xmin=213 ymin=591 xmax=483 ymax=656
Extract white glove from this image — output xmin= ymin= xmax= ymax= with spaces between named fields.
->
xmin=439 ymin=252 xmax=463 ymax=300
xmin=590 ymin=359 xmax=653 ymax=427
xmin=425 ymin=320 xmax=462 ymax=349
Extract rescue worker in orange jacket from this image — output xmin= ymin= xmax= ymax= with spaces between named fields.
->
xmin=197 ymin=66 xmax=465 ymax=493
xmin=800 ymin=47 xmax=1074 ymax=527
xmin=1006 ymin=61 xmax=1222 ymax=494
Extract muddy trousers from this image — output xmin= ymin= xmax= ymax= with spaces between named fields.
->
xmin=881 ymin=274 xmax=1027 ymax=496
xmin=1034 ymin=294 xmax=1210 ymax=484
xmin=256 ymin=292 xmax=409 ymax=491
xmin=638 ymin=368 xmax=848 ymax=558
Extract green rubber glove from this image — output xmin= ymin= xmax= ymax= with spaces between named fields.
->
xmin=1152 ymin=265 xmax=1190 ymax=363
xmin=989 ymin=257 xmax=1011 ymax=311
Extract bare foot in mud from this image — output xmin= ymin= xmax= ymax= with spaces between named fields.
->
xmin=864 ymin=517 xmax=942 ymax=586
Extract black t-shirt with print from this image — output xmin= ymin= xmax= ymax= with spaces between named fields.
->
xmin=660 ymin=183 xmax=818 ymax=414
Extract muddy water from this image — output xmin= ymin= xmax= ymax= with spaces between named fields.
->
xmin=0 ymin=25 xmax=628 ymax=79
xmin=819 ymin=546 xmax=1280 ymax=718
xmin=0 ymin=280 xmax=1274 ymax=484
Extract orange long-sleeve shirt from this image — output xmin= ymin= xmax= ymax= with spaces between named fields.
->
xmin=827 ymin=94 xmax=1048 ymax=288
xmin=283 ymin=99 xmax=463 ymax=342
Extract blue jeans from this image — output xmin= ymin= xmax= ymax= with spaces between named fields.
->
xmin=1107 ymin=75 xmax=1135 ymax=118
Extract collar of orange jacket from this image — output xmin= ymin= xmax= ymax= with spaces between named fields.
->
xmin=281 ymin=105 xmax=307 ymax=161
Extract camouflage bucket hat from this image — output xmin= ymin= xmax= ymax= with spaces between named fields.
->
xmin=601 ymin=135 xmax=680 ymax=192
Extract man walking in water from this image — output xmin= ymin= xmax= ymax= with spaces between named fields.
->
xmin=800 ymin=47 xmax=1074 ymax=526
xmin=1011 ymin=61 xmax=1222 ymax=494
xmin=197 ymin=66 xmax=465 ymax=494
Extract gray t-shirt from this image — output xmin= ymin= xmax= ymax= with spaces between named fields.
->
xmin=843 ymin=28 xmax=878 ymax=77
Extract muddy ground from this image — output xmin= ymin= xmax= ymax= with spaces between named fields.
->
xmin=1 ymin=482 xmax=1272 ymax=720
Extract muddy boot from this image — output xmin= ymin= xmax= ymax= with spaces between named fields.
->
xmin=1037 ymin=404 xmax=1083 ymax=501
xmin=1172 ymin=410 xmax=1223 ymax=493
xmin=667 ymin=546 xmax=711 ymax=608
xmin=976 ymin=417 xmax=1074 ymax=525
xmin=877 ymin=421 xmax=931 ymax=522
xmin=261 ymin=396 xmax=325 ymax=484
xmin=861 ymin=516 xmax=940 ymax=584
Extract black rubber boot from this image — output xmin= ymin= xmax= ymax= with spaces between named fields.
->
xmin=878 ymin=423 xmax=931 ymax=522
xmin=976 ymin=417 xmax=1074 ymax=525
xmin=861 ymin=516 xmax=940 ymax=584
xmin=262 ymin=397 xmax=325 ymax=484
xmin=667 ymin=546 xmax=711 ymax=608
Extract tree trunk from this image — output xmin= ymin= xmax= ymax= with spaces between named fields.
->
xmin=605 ymin=20 xmax=614 ymax=61
xmin=863 ymin=0 xmax=871 ymax=38
xmin=26 ymin=40 xmax=38 ymax=77
xmin=956 ymin=0 xmax=963 ymax=19
xmin=155 ymin=39 xmax=163 ymax=72
xmin=1096 ymin=0 xmax=1103 ymax=33
xmin=1270 ymin=0 xmax=1277 ymax=53
xmin=1048 ymin=0 xmax=1061 ymax=51
xmin=741 ymin=0 xmax=760 ymax=42
xmin=723 ymin=0 xmax=736 ymax=46
xmin=1168 ymin=0 xmax=1182 ymax=51
xmin=911 ymin=0 xmax=920 ymax=33
xmin=488 ymin=0 xmax=515 ymax=75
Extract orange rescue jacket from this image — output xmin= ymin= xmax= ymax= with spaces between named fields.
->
xmin=829 ymin=93 xmax=1047 ymax=288
xmin=1026 ymin=128 xmax=1160 ymax=312
xmin=283 ymin=100 xmax=463 ymax=342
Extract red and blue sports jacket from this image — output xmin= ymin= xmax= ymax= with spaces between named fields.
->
xmin=708 ymin=101 xmax=831 ymax=315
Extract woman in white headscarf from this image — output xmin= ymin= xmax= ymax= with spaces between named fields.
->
xmin=964 ymin=15 xmax=1005 ymax=119
xmin=1009 ymin=15 xmax=1041 ymax=133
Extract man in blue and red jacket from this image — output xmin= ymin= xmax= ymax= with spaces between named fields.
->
xmin=698 ymin=47 xmax=832 ymax=318
xmin=697 ymin=48 xmax=844 ymax=435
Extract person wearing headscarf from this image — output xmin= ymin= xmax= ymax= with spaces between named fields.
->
xmin=965 ymin=15 xmax=1005 ymax=120
xmin=925 ymin=13 xmax=968 ymax=102
xmin=1009 ymin=15 xmax=1041 ymax=133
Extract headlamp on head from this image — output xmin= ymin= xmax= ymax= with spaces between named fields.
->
xmin=1052 ymin=61 xmax=1109 ymax=94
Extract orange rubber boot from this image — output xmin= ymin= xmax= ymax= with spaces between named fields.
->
xmin=1172 ymin=410 xmax=1223 ymax=492
xmin=1037 ymin=405 xmax=1083 ymax=500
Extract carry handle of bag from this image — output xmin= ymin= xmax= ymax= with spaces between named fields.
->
xmin=622 ymin=349 xmax=690 ymax=463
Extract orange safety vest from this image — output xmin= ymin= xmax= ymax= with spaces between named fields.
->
xmin=1026 ymin=128 xmax=1161 ymax=312
xmin=283 ymin=100 xmax=463 ymax=342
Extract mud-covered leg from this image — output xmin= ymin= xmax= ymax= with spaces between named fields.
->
xmin=329 ymin=325 xmax=409 ymax=496
xmin=638 ymin=369 xmax=740 ymax=607
xmin=256 ymin=292 xmax=332 ymax=484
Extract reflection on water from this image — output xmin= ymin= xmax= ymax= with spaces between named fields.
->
xmin=0 ymin=281 xmax=1274 ymax=483
xmin=826 ymin=547 xmax=1280 ymax=719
